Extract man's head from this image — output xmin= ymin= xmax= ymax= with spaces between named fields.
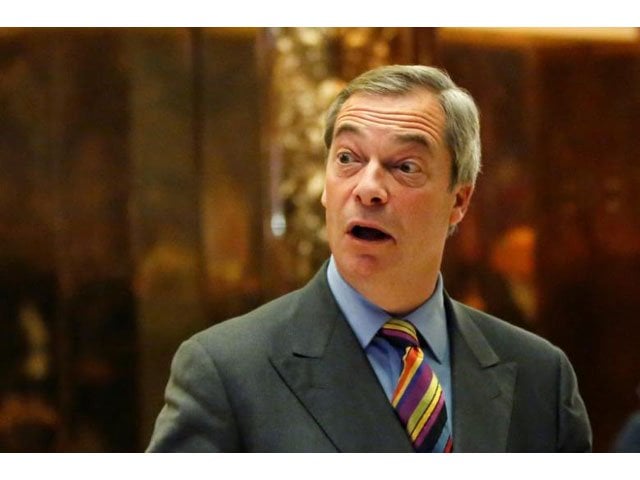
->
xmin=324 ymin=64 xmax=481 ymax=189
xmin=321 ymin=65 xmax=481 ymax=314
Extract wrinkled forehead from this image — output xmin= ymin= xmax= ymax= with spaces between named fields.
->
xmin=334 ymin=90 xmax=447 ymax=143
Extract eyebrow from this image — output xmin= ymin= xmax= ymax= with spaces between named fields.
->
xmin=333 ymin=123 xmax=433 ymax=153
xmin=393 ymin=132 xmax=431 ymax=150
xmin=333 ymin=122 xmax=362 ymax=140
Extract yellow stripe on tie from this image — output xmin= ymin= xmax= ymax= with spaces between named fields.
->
xmin=410 ymin=386 xmax=442 ymax=440
xmin=386 ymin=319 xmax=416 ymax=337
xmin=407 ymin=377 xmax=439 ymax=434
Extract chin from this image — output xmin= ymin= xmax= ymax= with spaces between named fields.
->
xmin=335 ymin=251 xmax=389 ymax=280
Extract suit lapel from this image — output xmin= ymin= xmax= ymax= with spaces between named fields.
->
xmin=269 ymin=265 xmax=413 ymax=452
xmin=268 ymin=266 xmax=518 ymax=452
xmin=447 ymin=298 xmax=517 ymax=452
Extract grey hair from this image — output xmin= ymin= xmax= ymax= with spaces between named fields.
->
xmin=323 ymin=64 xmax=481 ymax=188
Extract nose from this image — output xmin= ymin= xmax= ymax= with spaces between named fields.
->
xmin=353 ymin=161 xmax=388 ymax=206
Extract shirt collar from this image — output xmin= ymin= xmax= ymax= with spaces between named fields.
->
xmin=326 ymin=256 xmax=448 ymax=363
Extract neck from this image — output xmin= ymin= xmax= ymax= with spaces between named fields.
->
xmin=336 ymin=262 xmax=439 ymax=316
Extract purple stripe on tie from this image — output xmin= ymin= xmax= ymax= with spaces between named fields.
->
xmin=395 ymin=363 xmax=434 ymax=420
xmin=414 ymin=390 xmax=445 ymax=445
xmin=382 ymin=329 xmax=416 ymax=346
xmin=396 ymin=361 xmax=434 ymax=414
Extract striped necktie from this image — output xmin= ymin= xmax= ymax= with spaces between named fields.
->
xmin=380 ymin=318 xmax=453 ymax=453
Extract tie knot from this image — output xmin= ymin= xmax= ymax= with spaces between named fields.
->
xmin=380 ymin=318 xmax=419 ymax=349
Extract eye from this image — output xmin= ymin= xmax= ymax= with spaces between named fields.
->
xmin=397 ymin=161 xmax=420 ymax=174
xmin=337 ymin=151 xmax=354 ymax=164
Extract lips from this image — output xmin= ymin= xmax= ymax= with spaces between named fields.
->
xmin=347 ymin=222 xmax=393 ymax=242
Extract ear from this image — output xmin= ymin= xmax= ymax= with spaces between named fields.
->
xmin=449 ymin=183 xmax=474 ymax=227
xmin=321 ymin=184 xmax=327 ymax=208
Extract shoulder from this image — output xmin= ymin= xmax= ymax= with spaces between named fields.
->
xmin=189 ymin=263 xmax=338 ymax=351
xmin=451 ymin=299 xmax=592 ymax=452
xmin=450 ymin=299 xmax=565 ymax=366
xmin=187 ymin=286 xmax=305 ymax=360
xmin=187 ymin=262 xmax=335 ymax=359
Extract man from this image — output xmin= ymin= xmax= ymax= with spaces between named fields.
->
xmin=147 ymin=65 xmax=592 ymax=452
xmin=613 ymin=383 xmax=640 ymax=452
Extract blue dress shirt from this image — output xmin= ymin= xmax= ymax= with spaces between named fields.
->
xmin=326 ymin=256 xmax=454 ymax=430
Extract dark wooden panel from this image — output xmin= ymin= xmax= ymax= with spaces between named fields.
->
xmin=439 ymin=44 xmax=538 ymax=332
xmin=534 ymin=45 xmax=640 ymax=452
xmin=438 ymin=37 xmax=640 ymax=451
xmin=125 ymin=29 xmax=208 ymax=446
xmin=200 ymin=31 xmax=264 ymax=322
xmin=48 ymin=30 xmax=138 ymax=452
xmin=0 ymin=29 xmax=138 ymax=452
xmin=0 ymin=30 xmax=60 ymax=453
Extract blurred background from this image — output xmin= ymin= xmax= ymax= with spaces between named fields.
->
xmin=0 ymin=27 xmax=639 ymax=452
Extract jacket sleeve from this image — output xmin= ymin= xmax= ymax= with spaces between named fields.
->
xmin=556 ymin=348 xmax=592 ymax=452
xmin=146 ymin=337 xmax=241 ymax=452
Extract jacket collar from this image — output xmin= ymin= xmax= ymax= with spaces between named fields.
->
xmin=447 ymin=297 xmax=517 ymax=452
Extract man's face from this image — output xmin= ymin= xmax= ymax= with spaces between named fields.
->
xmin=322 ymin=89 xmax=473 ymax=301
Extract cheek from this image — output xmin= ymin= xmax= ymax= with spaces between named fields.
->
xmin=322 ymin=182 xmax=340 ymax=222
xmin=403 ymin=191 xmax=455 ymax=230
xmin=322 ymin=177 xmax=346 ymax=208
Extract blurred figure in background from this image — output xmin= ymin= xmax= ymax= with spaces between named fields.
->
xmin=612 ymin=383 xmax=640 ymax=452
xmin=445 ymin=220 xmax=537 ymax=332
xmin=67 ymin=278 xmax=138 ymax=452
xmin=488 ymin=225 xmax=537 ymax=329
xmin=0 ymin=259 xmax=59 ymax=452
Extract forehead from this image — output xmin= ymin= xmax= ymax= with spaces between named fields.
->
xmin=334 ymin=89 xmax=446 ymax=142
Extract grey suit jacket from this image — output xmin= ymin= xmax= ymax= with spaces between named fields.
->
xmin=147 ymin=263 xmax=592 ymax=452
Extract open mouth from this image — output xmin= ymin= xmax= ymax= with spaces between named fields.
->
xmin=349 ymin=225 xmax=392 ymax=241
